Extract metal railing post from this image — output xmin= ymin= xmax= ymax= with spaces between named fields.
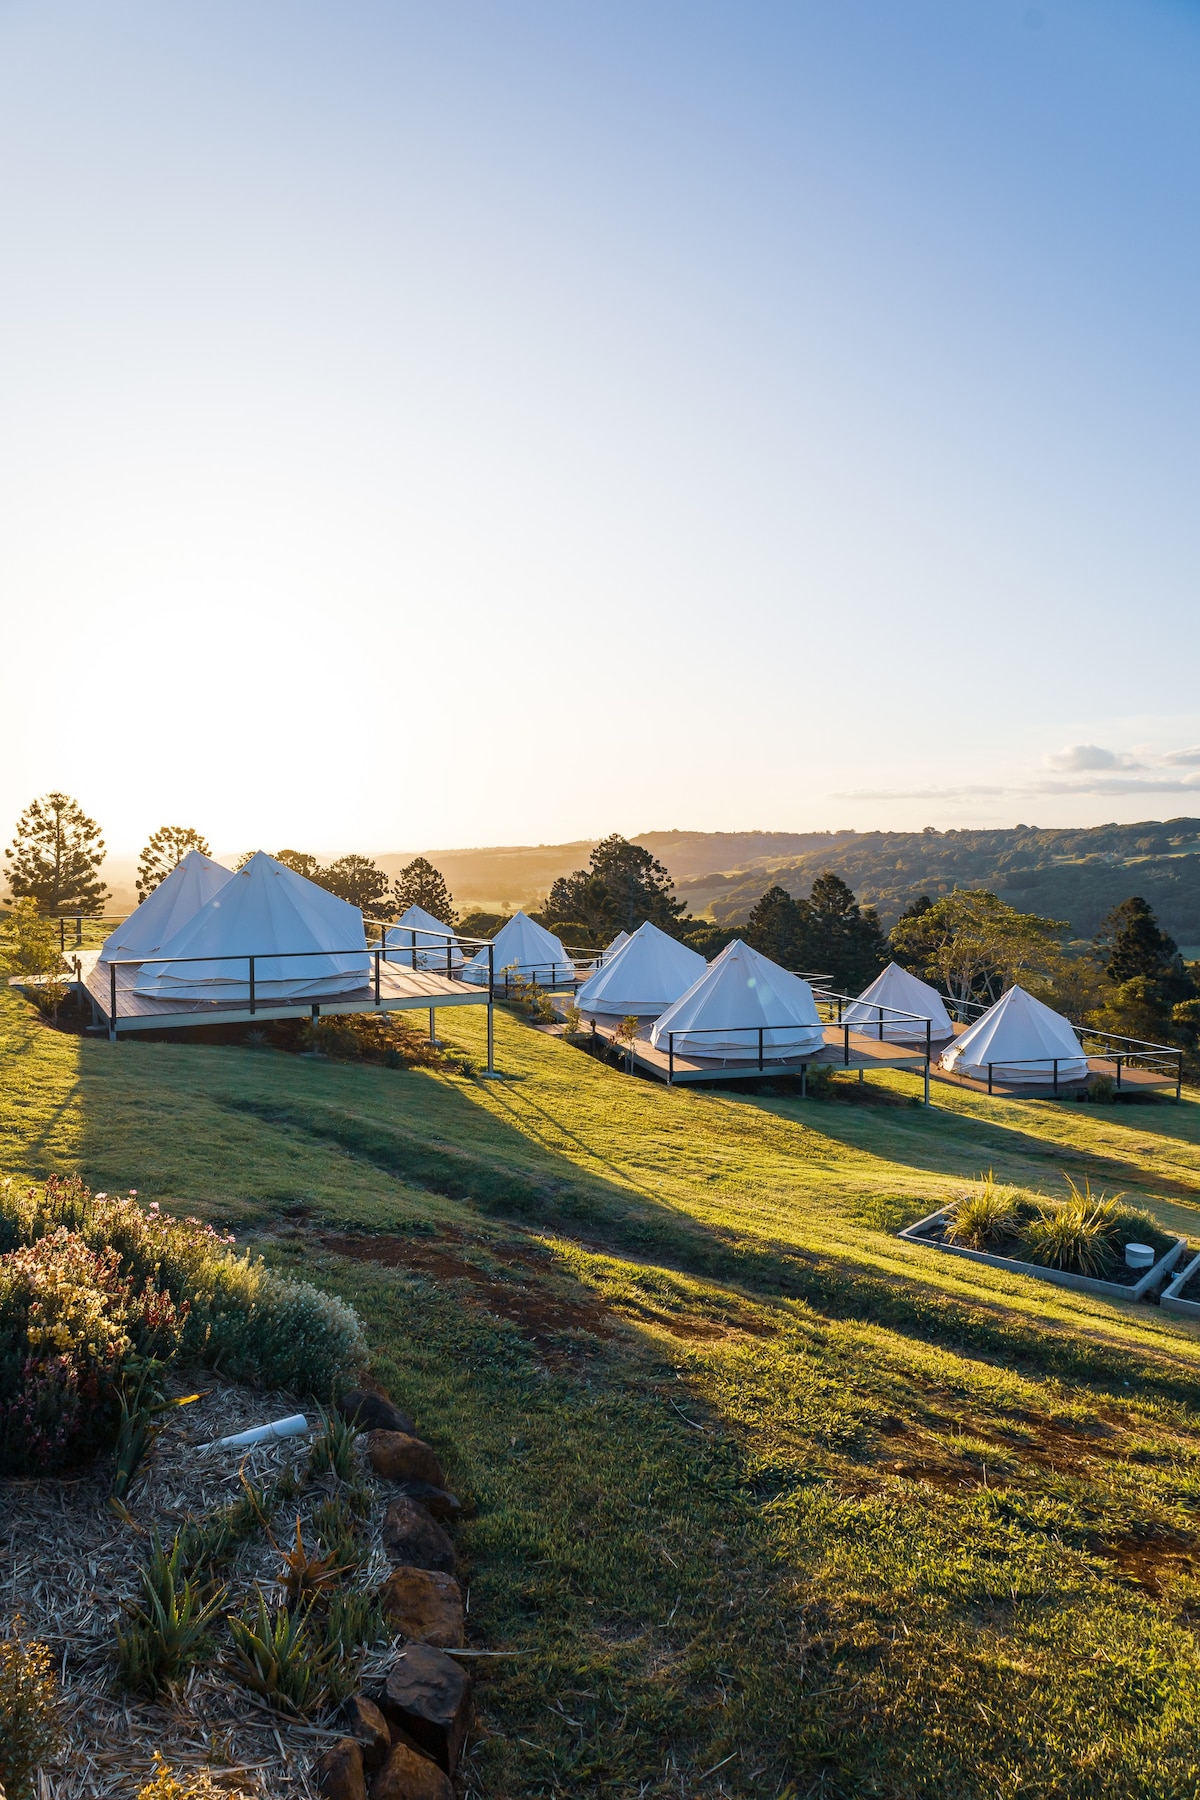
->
xmin=1116 ymin=1054 xmax=1123 ymax=1090
xmin=925 ymin=1019 xmax=931 ymax=1107
xmin=429 ymin=1007 xmax=436 ymax=1043
xmin=843 ymin=1022 xmax=849 ymax=1066
xmin=249 ymin=956 xmax=256 ymax=1016
xmin=758 ymin=1026 xmax=764 ymax=1072
xmin=109 ymin=960 xmax=117 ymax=1043
xmin=878 ymin=1006 xmax=884 ymax=1041
xmin=668 ymin=1032 xmax=675 ymax=1084
xmin=59 ymin=918 xmax=65 ymax=953
xmin=486 ymin=943 xmax=495 ymax=1074
xmin=1053 ymin=1058 xmax=1059 ymax=1096
xmin=410 ymin=928 xmax=417 ymax=968
xmin=988 ymin=1062 xmax=993 ymax=1095
xmin=374 ymin=949 xmax=381 ymax=1006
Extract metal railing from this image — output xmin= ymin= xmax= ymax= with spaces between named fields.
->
xmin=98 ymin=930 xmax=499 ymax=1071
xmin=658 ymin=995 xmax=937 ymax=1102
xmin=931 ymin=988 xmax=1184 ymax=1096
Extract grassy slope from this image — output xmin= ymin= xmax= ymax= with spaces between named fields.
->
xmin=7 ymin=992 xmax=1200 ymax=1796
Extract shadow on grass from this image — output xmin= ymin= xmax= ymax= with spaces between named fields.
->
xmin=721 ymin=1076 xmax=1200 ymax=1210
xmin=181 ymin=1067 xmax=1200 ymax=1409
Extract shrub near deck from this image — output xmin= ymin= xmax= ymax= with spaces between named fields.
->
xmin=8 ymin=993 xmax=1200 ymax=1794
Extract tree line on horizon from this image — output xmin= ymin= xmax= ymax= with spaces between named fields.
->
xmin=3 ymin=793 xmax=1198 ymax=1054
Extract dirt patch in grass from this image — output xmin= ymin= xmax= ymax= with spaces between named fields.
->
xmin=321 ymin=1232 xmax=618 ymax=1351
xmin=1091 ymin=1529 xmax=1198 ymax=1596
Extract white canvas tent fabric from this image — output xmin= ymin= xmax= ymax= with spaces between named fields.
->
xmin=575 ymin=922 xmax=706 ymax=1017
xmin=385 ymin=904 xmax=463 ymax=970
xmin=463 ymin=911 xmax=575 ymax=986
xmin=650 ymin=939 xmax=826 ymax=1060
xmin=584 ymin=929 xmax=630 ymax=974
xmin=842 ymin=962 xmax=954 ymax=1042
xmin=98 ymin=851 xmax=232 ymax=964
xmin=939 ymin=985 xmax=1088 ymax=1084
xmin=133 ymin=852 xmax=369 ymax=1000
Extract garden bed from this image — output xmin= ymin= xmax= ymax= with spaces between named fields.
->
xmin=1161 ymin=1250 xmax=1200 ymax=1320
xmin=899 ymin=1203 xmax=1187 ymax=1302
xmin=0 ymin=1374 xmax=399 ymax=1799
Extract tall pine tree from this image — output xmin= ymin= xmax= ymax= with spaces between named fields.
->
xmin=5 ymin=793 xmax=108 ymax=914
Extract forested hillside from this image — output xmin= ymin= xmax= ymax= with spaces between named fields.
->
xmin=675 ymin=819 xmax=1200 ymax=945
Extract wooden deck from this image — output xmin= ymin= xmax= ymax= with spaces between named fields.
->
xmin=580 ymin=1012 xmax=937 ymax=1085
xmin=76 ymin=951 xmax=490 ymax=1036
xmin=932 ymin=1056 xmax=1180 ymax=1098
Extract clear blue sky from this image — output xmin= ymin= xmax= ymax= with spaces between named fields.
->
xmin=3 ymin=0 xmax=1200 ymax=854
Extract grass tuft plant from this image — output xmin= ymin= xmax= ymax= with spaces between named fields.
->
xmin=227 ymin=1590 xmax=337 ymax=1715
xmin=945 ymin=1174 xmax=1023 ymax=1250
xmin=1022 ymin=1178 xmax=1167 ymax=1278
xmin=116 ymin=1534 xmax=227 ymax=1694
xmin=306 ymin=1402 xmax=359 ymax=1481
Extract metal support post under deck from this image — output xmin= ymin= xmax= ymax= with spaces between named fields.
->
xmin=924 ymin=1021 xmax=931 ymax=1106
xmin=481 ymin=942 xmax=498 ymax=1077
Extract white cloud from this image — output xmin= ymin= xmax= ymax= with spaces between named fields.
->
xmin=1044 ymin=744 xmax=1144 ymax=772
xmin=1032 ymin=773 xmax=1200 ymax=796
xmin=1158 ymin=745 xmax=1200 ymax=766
xmin=830 ymin=785 xmax=1007 ymax=801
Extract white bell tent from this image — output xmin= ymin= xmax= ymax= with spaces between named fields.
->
xmin=575 ymin=922 xmax=705 ymax=1017
xmin=463 ymin=911 xmax=575 ymax=986
xmin=133 ymin=852 xmax=369 ymax=1000
xmin=98 ymin=851 xmax=232 ymax=964
xmin=649 ymin=940 xmax=825 ymax=1061
xmin=939 ymin=985 xmax=1088 ymax=1084
xmin=385 ymin=904 xmax=464 ymax=970
xmin=584 ymin=929 xmax=630 ymax=974
xmin=842 ymin=962 xmax=953 ymax=1043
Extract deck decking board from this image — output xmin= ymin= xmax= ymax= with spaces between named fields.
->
xmin=77 ymin=951 xmax=490 ymax=1034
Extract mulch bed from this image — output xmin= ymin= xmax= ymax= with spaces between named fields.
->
xmin=1 ymin=1378 xmax=398 ymax=1798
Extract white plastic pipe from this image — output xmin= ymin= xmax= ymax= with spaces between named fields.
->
xmin=1125 ymin=1243 xmax=1155 ymax=1270
xmin=201 ymin=1413 xmax=310 ymax=1452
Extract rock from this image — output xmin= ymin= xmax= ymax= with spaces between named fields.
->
xmin=381 ymin=1643 xmax=473 ymax=1774
xmin=339 ymin=1388 xmax=417 ymax=1436
xmin=317 ymin=1737 xmax=367 ymax=1800
xmin=343 ymin=1694 xmax=392 ymax=1771
xmin=378 ymin=1567 xmax=465 ymax=1647
xmin=396 ymin=1481 xmax=463 ymax=1522
xmin=382 ymin=1498 xmax=456 ymax=1575
xmin=367 ymin=1432 xmax=446 ymax=1488
xmin=369 ymin=1742 xmax=453 ymax=1800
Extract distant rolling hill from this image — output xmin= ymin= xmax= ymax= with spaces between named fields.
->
xmin=90 ymin=819 xmax=1200 ymax=949
xmin=671 ymin=820 xmax=1200 ymax=949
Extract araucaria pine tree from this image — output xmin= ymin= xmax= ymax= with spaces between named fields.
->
xmin=5 ymin=792 xmax=108 ymax=914
xmin=392 ymin=857 xmax=457 ymax=924
xmin=136 ymin=827 xmax=211 ymax=899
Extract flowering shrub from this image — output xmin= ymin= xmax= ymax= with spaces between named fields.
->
xmin=0 ymin=1617 xmax=60 ymax=1799
xmin=0 ymin=1177 xmax=366 ymax=1476
xmin=0 ymin=1229 xmax=188 ymax=1473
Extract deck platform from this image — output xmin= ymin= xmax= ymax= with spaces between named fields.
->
xmin=76 ymin=951 xmax=491 ymax=1036
xmin=580 ymin=1012 xmax=937 ymax=1086
xmin=931 ymin=1056 xmax=1180 ymax=1099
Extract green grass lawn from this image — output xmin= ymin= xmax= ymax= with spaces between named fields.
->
xmin=7 ymin=989 xmax=1200 ymax=1797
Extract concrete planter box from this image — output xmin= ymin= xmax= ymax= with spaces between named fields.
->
xmin=1161 ymin=1250 xmax=1200 ymax=1320
xmin=899 ymin=1204 xmax=1187 ymax=1302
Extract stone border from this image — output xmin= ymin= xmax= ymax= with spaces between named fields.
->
xmin=1161 ymin=1249 xmax=1200 ymax=1320
xmin=898 ymin=1204 xmax=1187 ymax=1302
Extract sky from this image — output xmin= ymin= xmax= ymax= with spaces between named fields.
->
xmin=3 ymin=0 xmax=1200 ymax=857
